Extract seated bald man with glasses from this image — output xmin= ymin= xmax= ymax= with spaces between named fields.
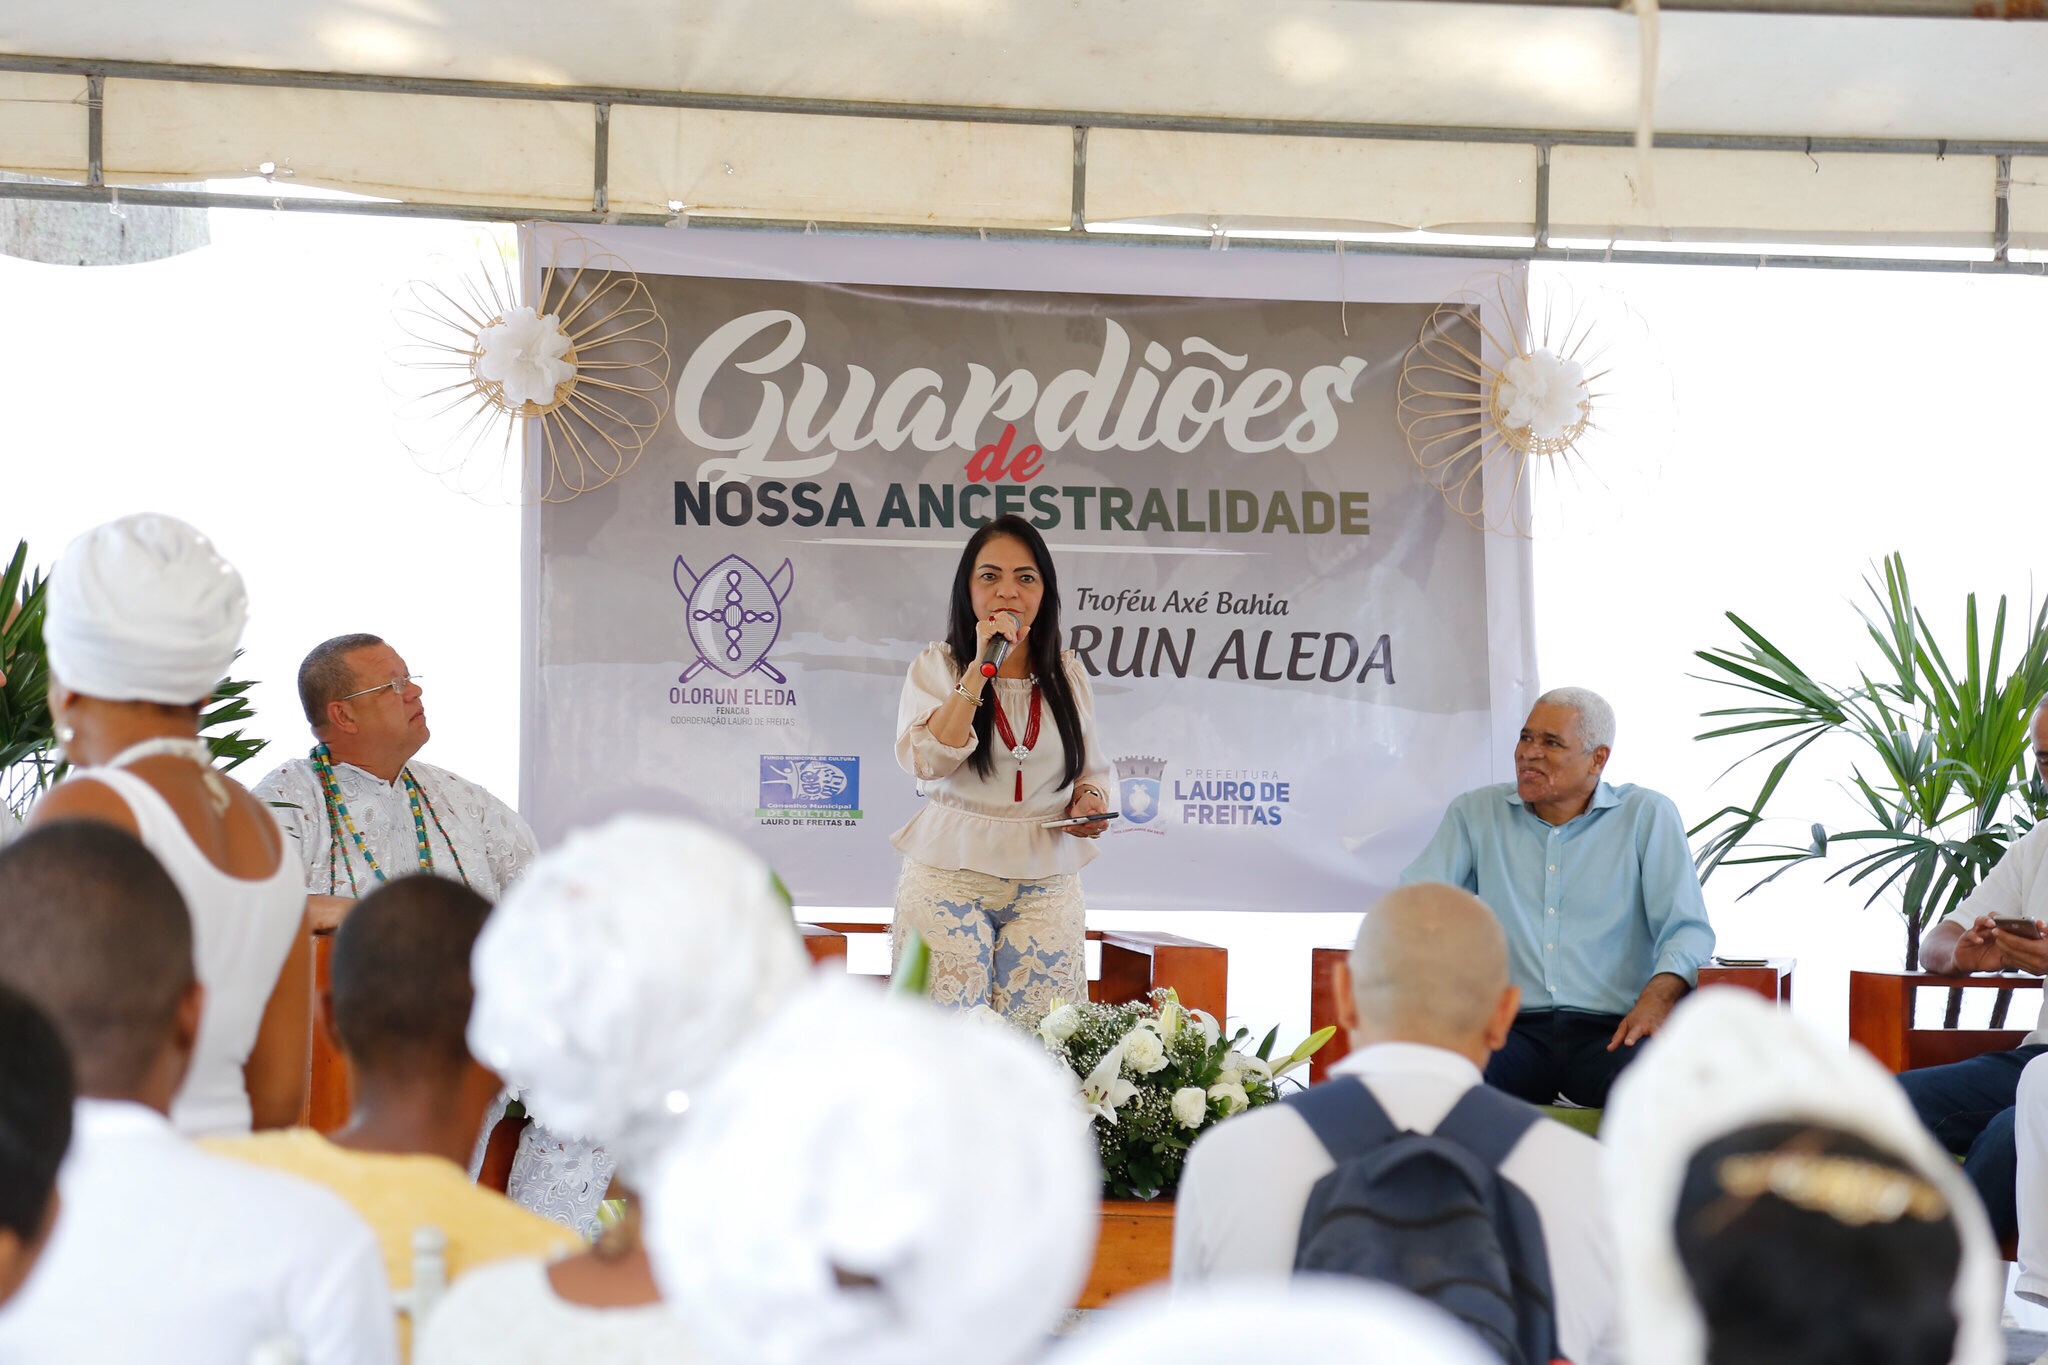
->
xmin=252 ymin=634 xmax=538 ymax=933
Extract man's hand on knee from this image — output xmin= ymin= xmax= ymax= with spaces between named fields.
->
xmin=1608 ymin=973 xmax=1689 ymax=1051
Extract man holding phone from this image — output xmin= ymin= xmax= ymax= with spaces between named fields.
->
xmin=1903 ymin=700 xmax=2048 ymax=1246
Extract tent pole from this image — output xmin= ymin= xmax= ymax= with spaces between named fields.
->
xmin=0 ymin=177 xmax=2040 ymax=276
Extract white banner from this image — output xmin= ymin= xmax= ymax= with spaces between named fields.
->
xmin=521 ymin=227 xmax=1534 ymax=911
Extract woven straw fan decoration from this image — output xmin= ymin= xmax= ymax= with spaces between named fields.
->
xmin=1396 ymin=272 xmax=1668 ymax=538
xmin=392 ymin=232 xmax=672 ymax=504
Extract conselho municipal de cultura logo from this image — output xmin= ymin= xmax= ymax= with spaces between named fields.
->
xmin=758 ymin=755 xmax=861 ymax=827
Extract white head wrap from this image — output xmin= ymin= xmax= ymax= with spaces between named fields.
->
xmin=44 ymin=513 xmax=248 ymax=705
xmin=1603 ymin=987 xmax=2002 ymax=1365
xmin=644 ymin=975 xmax=1098 ymax=1365
xmin=466 ymin=814 xmax=806 ymax=1176
xmin=1045 ymin=1280 xmax=1498 ymax=1365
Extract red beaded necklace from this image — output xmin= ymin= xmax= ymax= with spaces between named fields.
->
xmin=989 ymin=678 xmax=1043 ymax=803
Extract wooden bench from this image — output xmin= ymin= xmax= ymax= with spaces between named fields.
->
xmin=800 ymin=922 xmax=1228 ymax=1021
xmin=1306 ymin=949 xmax=1794 ymax=1084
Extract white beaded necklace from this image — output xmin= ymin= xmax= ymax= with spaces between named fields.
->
xmin=105 ymin=735 xmax=230 ymax=815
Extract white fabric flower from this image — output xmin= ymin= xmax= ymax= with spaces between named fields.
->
xmin=1207 ymin=1082 xmax=1250 ymax=1117
xmin=476 ymin=304 xmax=576 ymax=408
xmin=1121 ymin=1027 xmax=1168 ymax=1075
xmin=1038 ymin=1001 xmax=1082 ymax=1044
xmin=1238 ymin=1055 xmax=1273 ymax=1082
xmin=1172 ymin=1087 xmax=1209 ymax=1130
xmin=1496 ymin=347 xmax=1588 ymax=441
xmin=1189 ymin=1010 xmax=1221 ymax=1047
xmin=1215 ymin=1064 xmax=1242 ymax=1090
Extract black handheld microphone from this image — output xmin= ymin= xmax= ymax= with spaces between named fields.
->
xmin=979 ymin=611 xmax=1022 ymax=678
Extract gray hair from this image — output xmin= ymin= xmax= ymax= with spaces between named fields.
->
xmin=1534 ymin=686 xmax=1615 ymax=753
xmin=298 ymin=633 xmax=385 ymax=728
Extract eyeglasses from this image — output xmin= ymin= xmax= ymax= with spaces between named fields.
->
xmin=336 ymin=674 xmax=422 ymax=703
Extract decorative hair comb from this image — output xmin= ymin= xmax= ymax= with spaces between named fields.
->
xmin=1715 ymin=1152 xmax=1949 ymax=1227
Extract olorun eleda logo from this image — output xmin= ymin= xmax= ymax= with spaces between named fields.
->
xmin=674 ymin=553 xmax=793 ymax=685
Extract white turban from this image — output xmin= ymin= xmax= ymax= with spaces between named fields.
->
xmin=644 ymin=976 xmax=1098 ymax=1365
xmin=1602 ymin=987 xmax=2002 ymax=1365
xmin=44 ymin=513 xmax=248 ymax=705
xmin=1045 ymin=1280 xmax=1499 ymax=1365
xmin=466 ymin=814 xmax=806 ymax=1176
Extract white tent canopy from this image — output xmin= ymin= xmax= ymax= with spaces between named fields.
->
xmin=5 ymin=1 xmax=2048 ymax=259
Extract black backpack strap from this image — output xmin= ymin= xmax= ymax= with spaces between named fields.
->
xmin=1285 ymin=1078 xmax=1401 ymax=1163
xmin=1432 ymin=1084 xmax=1543 ymax=1170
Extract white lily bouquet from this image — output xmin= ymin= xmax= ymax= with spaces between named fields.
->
xmin=1037 ymin=989 xmax=1333 ymax=1200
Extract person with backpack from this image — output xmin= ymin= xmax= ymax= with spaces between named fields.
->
xmin=1173 ymin=882 xmax=1619 ymax=1365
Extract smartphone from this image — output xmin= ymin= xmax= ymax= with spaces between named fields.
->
xmin=1993 ymin=916 xmax=2044 ymax=939
xmin=1041 ymin=812 xmax=1121 ymax=829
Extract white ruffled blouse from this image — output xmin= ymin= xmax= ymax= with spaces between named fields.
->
xmin=890 ymin=644 xmax=1116 ymax=881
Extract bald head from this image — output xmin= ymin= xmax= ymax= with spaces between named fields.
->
xmin=1349 ymin=884 xmax=1513 ymax=1053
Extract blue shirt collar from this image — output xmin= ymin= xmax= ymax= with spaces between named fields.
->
xmin=1504 ymin=779 xmax=1620 ymax=820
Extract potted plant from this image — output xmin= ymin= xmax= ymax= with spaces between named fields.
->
xmin=1 ymin=539 xmax=268 ymax=823
xmin=1690 ymin=553 xmax=2048 ymax=974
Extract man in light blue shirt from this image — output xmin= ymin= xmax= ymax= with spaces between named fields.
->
xmin=1399 ymin=687 xmax=1715 ymax=1107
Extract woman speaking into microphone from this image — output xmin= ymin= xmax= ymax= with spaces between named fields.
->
xmin=890 ymin=514 xmax=1116 ymax=1024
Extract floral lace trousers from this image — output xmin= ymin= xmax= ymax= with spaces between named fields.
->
xmin=892 ymin=859 xmax=1085 ymax=1026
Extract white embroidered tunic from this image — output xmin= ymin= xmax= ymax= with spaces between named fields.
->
xmin=252 ymin=756 xmax=538 ymax=900
xmin=890 ymin=644 xmax=1116 ymax=880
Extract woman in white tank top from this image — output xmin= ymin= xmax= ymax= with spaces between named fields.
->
xmin=30 ymin=515 xmax=311 ymax=1136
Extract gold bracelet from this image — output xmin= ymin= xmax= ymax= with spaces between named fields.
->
xmin=954 ymin=684 xmax=983 ymax=707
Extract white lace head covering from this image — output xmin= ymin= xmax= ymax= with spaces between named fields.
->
xmin=466 ymin=813 xmax=806 ymax=1176
xmin=44 ymin=513 xmax=247 ymax=705
xmin=1603 ymin=987 xmax=2002 ymax=1365
xmin=644 ymin=975 xmax=1098 ymax=1365
xmin=1045 ymin=1280 xmax=1498 ymax=1365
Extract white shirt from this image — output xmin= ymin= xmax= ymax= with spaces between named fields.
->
xmin=0 ymin=1099 xmax=397 ymax=1365
xmin=69 ymin=766 xmax=305 ymax=1137
xmin=890 ymin=646 xmax=1115 ymax=880
xmin=414 ymin=1258 xmax=700 ymax=1365
xmin=1940 ymin=820 xmax=2048 ymax=1044
xmin=253 ymin=756 xmax=538 ymax=901
xmin=1172 ymin=1042 xmax=1622 ymax=1365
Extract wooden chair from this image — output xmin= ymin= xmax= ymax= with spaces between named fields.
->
xmin=1847 ymin=970 xmax=2042 ymax=1074
xmin=1847 ymin=970 xmax=2042 ymax=1261
xmin=800 ymin=922 xmax=1227 ymax=1020
xmin=299 ymin=929 xmax=350 ymax=1132
xmin=1307 ymin=949 xmax=1795 ymax=1084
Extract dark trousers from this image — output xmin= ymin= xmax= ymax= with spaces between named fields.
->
xmin=1898 ymin=1043 xmax=2048 ymax=1244
xmin=1483 ymin=1009 xmax=1644 ymax=1109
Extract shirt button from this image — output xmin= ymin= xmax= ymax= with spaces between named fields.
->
xmin=1547 ymin=908 xmax=1556 ymax=916
xmin=1548 ymin=864 xmax=1557 ymax=872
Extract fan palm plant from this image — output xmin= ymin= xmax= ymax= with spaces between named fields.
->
xmin=2 ymin=539 xmax=268 ymax=821
xmin=1691 ymin=553 xmax=2048 ymax=971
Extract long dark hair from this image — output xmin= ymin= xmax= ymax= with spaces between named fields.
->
xmin=944 ymin=515 xmax=1085 ymax=790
